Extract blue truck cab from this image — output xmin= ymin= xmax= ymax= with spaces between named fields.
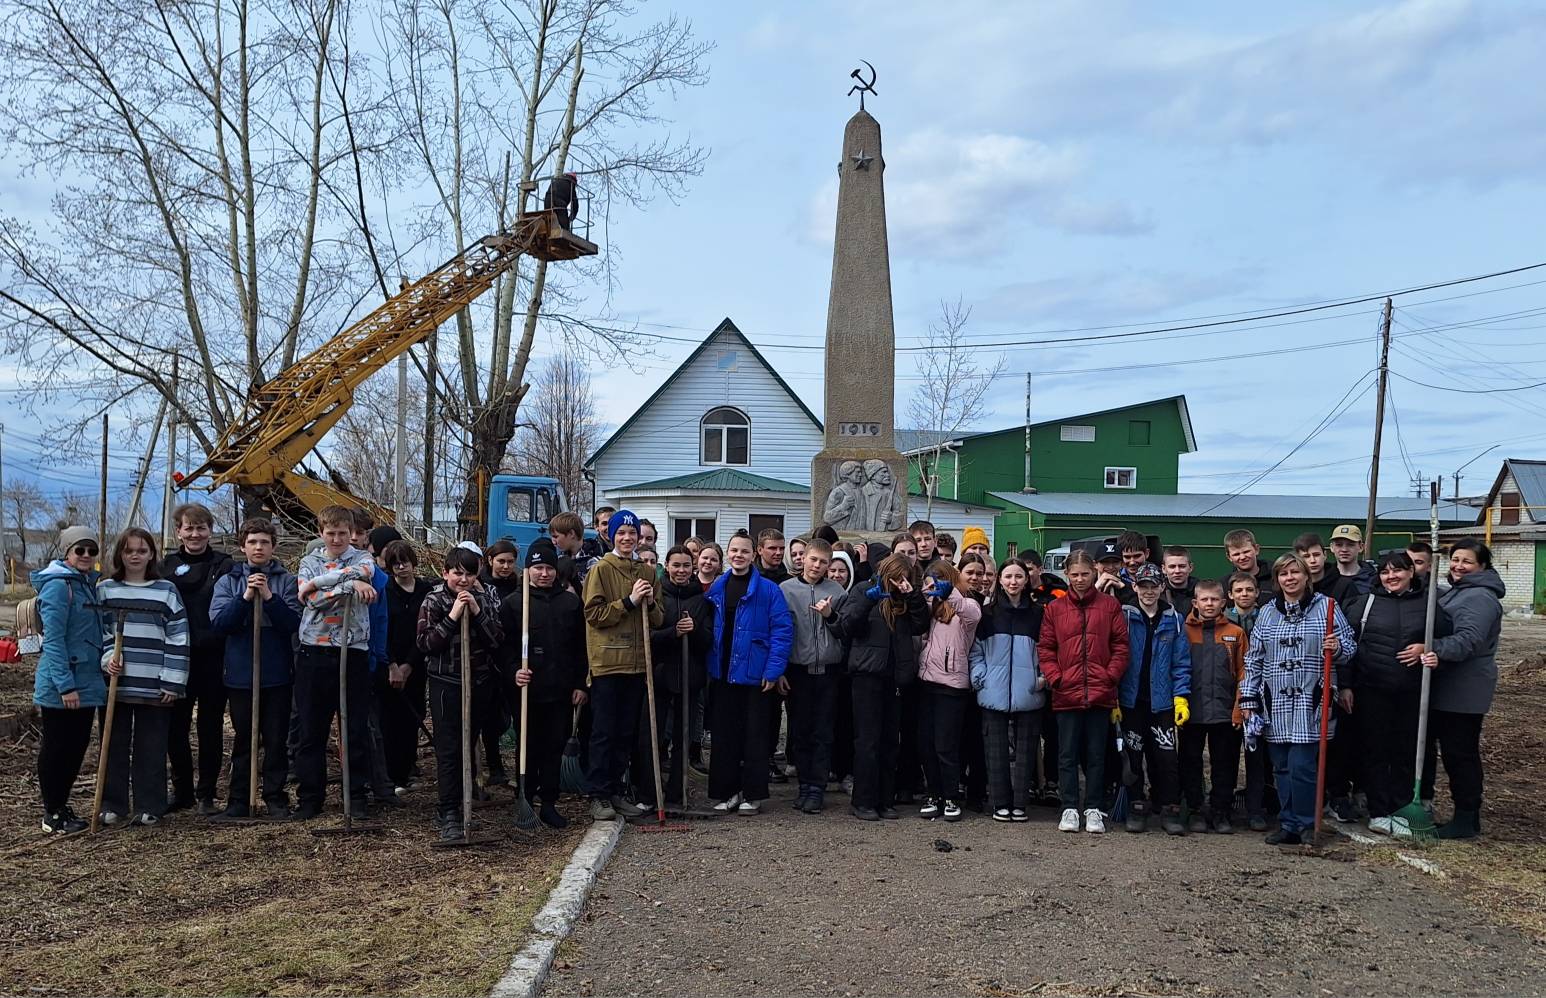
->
xmin=484 ymin=474 xmax=593 ymax=550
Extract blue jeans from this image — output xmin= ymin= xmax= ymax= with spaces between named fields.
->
xmin=1267 ymin=741 xmax=1320 ymax=834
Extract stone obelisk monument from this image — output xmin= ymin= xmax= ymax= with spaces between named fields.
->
xmin=811 ymin=87 xmax=907 ymax=539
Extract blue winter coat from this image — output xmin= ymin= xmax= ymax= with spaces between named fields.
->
xmin=705 ymin=568 xmax=794 ymax=686
xmin=969 ymin=594 xmax=1045 ymax=713
xmin=31 ymin=561 xmax=107 ymax=709
xmin=209 ymin=560 xmax=304 ymax=688
xmin=1118 ymin=603 xmax=1192 ymax=711
xmin=369 ymin=565 xmax=389 ymax=672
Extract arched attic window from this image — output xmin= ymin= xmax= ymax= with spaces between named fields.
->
xmin=701 ymin=406 xmax=750 ymax=466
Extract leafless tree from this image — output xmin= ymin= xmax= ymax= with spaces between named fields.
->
xmin=3 ymin=480 xmax=46 ymax=567
xmin=513 ymin=355 xmax=600 ymax=502
xmin=905 ymin=299 xmax=1007 ymax=517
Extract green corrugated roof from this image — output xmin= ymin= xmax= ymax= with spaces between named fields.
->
xmin=617 ymin=469 xmax=810 ymax=493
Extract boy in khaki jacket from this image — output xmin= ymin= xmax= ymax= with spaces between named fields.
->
xmin=582 ymin=510 xmax=664 ymax=820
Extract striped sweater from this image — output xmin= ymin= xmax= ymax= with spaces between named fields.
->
xmin=97 ymin=579 xmax=190 ymax=701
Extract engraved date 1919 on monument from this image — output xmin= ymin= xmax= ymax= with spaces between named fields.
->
xmin=837 ymin=422 xmax=881 ymax=438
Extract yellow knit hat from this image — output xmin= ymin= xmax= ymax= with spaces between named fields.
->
xmin=961 ymin=526 xmax=989 ymax=551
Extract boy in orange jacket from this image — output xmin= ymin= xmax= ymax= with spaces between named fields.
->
xmin=1179 ymin=578 xmax=1246 ymax=834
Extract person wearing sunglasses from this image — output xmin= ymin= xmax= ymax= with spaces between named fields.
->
xmin=31 ymin=525 xmax=109 ymax=833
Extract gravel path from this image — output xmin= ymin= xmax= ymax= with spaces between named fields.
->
xmin=547 ymin=784 xmax=1546 ymax=997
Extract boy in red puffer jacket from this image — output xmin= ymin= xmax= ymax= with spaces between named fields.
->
xmin=1038 ymin=549 xmax=1128 ymax=834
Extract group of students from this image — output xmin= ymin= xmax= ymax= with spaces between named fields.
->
xmin=29 ymin=504 xmax=1504 ymax=847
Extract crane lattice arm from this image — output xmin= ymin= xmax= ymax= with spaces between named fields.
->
xmin=180 ymin=208 xmax=597 ymax=525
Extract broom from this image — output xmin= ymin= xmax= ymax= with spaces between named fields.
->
xmin=1390 ymin=481 xmax=1441 ymax=842
xmin=560 ymin=705 xmax=585 ymax=793
xmin=513 ymin=578 xmax=539 ymax=830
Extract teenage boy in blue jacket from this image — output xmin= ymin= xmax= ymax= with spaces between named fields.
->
xmin=1116 ymin=564 xmax=1192 ymax=835
xmin=704 ymin=530 xmax=793 ymax=814
xmin=209 ymin=518 xmax=303 ymax=819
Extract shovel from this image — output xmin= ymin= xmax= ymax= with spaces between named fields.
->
xmin=89 ymin=610 xmax=127 ymax=834
xmin=1312 ymin=596 xmax=1338 ymax=844
xmin=312 ymin=597 xmax=381 ymax=837
xmin=513 ymin=579 xmax=539 ymax=831
xmin=637 ymin=601 xmax=688 ymax=832
xmin=432 ymin=606 xmax=500 ymax=848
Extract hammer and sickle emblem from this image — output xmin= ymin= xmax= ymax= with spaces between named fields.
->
xmin=847 ymin=60 xmax=878 ymax=109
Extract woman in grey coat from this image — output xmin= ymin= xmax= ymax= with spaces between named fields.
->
xmin=1420 ymin=539 xmax=1504 ymax=840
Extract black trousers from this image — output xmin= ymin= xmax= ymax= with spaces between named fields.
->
xmin=37 ymin=706 xmax=95 ymax=815
xmin=959 ymin=698 xmax=987 ymax=804
xmin=1122 ymin=701 xmax=1180 ymax=809
xmin=832 ymin=672 xmax=854 ymax=780
xmin=103 ymin=701 xmax=171 ymax=818
xmin=379 ymin=669 xmax=426 ymax=788
xmin=1179 ymin=721 xmax=1239 ymax=814
xmin=708 ymin=680 xmax=772 ymax=802
xmin=429 ymin=674 xmax=498 ymax=814
xmin=850 ymin=673 xmax=901 ymax=812
xmin=1056 ymin=708 xmax=1108 ymax=811
xmin=1040 ymin=705 xmax=1060 ymax=786
xmin=983 ymin=708 xmax=1041 ymax=810
xmin=1432 ymin=708 xmax=1485 ymax=812
xmin=786 ymin=663 xmax=837 ymax=791
xmin=631 ymin=677 xmax=685 ymax=805
xmin=515 ymin=694 xmax=572 ymax=804
xmin=1356 ymin=685 xmax=1421 ymax=817
xmin=584 ymin=673 xmax=646 ymax=800
xmin=1244 ymin=737 xmax=1279 ymax=817
xmin=479 ymin=662 xmax=514 ymax=779
xmin=916 ymin=682 xmax=968 ymax=801
xmin=294 ymin=646 xmax=371 ymax=809
xmin=894 ymin=682 xmax=923 ymax=797
xmin=227 ymin=684 xmax=293 ymax=809
xmin=1324 ymin=702 xmax=1358 ymax=801
xmin=169 ymin=650 xmax=227 ymax=802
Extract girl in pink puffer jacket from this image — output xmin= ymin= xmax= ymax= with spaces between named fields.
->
xmin=915 ymin=563 xmax=982 ymax=821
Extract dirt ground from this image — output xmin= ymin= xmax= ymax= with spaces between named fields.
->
xmin=0 ymin=651 xmax=582 ymax=997
xmin=548 ymin=620 xmax=1546 ymax=998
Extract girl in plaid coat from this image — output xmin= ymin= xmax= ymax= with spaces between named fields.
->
xmin=1239 ymin=552 xmax=1356 ymax=846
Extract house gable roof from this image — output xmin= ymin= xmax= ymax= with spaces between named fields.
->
xmin=899 ymin=395 xmax=1197 ymax=456
xmin=1483 ymin=458 xmax=1546 ymax=525
xmin=586 ymin=318 xmax=822 ymax=468
xmin=617 ymin=469 xmax=809 ymax=494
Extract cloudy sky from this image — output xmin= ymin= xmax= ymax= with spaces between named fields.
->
xmin=4 ymin=0 xmax=1544 ymax=511
xmin=583 ymin=0 xmax=1546 ymax=498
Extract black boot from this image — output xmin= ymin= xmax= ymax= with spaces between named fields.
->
xmin=1436 ymin=808 xmax=1481 ymax=840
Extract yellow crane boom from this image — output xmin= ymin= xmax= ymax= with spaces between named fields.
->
xmin=179 ymin=208 xmax=596 ymax=525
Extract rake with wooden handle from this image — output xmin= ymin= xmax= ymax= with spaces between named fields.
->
xmin=89 ymin=610 xmax=126 ymax=834
xmin=513 ymin=579 xmax=539 ymax=831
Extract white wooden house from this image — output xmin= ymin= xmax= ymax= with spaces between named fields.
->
xmin=585 ymin=318 xmax=998 ymax=548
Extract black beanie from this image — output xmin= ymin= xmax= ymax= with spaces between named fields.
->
xmin=368 ymin=525 xmax=403 ymax=555
xmin=813 ymin=523 xmax=840 ymax=545
xmin=525 ymin=538 xmax=559 ymax=568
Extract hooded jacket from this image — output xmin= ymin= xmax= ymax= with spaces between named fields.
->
xmin=416 ymin=583 xmax=505 ymax=683
xmin=705 ymin=568 xmax=794 ymax=686
xmin=1037 ymin=586 xmax=1128 ymax=711
xmin=779 ymin=574 xmax=847 ymax=673
xmin=918 ymin=588 xmax=982 ymax=690
xmin=969 ymin=593 xmax=1044 ymax=712
xmin=1429 ymin=568 xmax=1505 ymax=714
xmin=582 ymin=552 xmax=665 ymax=677
xmin=830 ymin=583 xmax=930 ymax=685
xmin=31 ymin=561 xmax=107 ymax=709
xmin=1346 ymin=580 xmax=1450 ymax=693
xmin=1118 ymin=602 xmax=1192 ymax=711
xmin=298 ymin=545 xmax=376 ymax=651
xmin=830 ymin=552 xmax=856 ymax=592
xmin=500 ymin=582 xmax=587 ymax=701
xmin=1183 ymin=609 xmax=1246 ymax=726
xmin=208 ymin=560 xmax=303 ymax=688
xmin=650 ymin=577 xmax=714 ymax=693
xmin=97 ymin=578 xmax=191 ymax=702
xmin=161 ymin=546 xmax=234 ymax=658
xmin=1163 ymin=576 xmax=1197 ymax=617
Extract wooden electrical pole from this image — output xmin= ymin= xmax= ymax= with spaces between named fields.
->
xmin=1364 ymin=298 xmax=1393 ymax=552
xmin=98 ymin=414 xmax=109 ymax=551
xmin=420 ymin=333 xmax=437 ymax=544
xmin=162 ymin=356 xmax=179 ymax=552
xmin=1023 ymin=372 xmax=1033 ymax=492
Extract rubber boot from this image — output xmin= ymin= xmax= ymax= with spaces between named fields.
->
xmin=1436 ymin=809 xmax=1480 ymax=840
xmin=1161 ymin=806 xmax=1186 ymax=836
xmin=1125 ymin=800 xmax=1148 ymax=833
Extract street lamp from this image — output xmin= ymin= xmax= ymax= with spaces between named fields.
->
xmin=1452 ymin=444 xmax=1500 ymax=520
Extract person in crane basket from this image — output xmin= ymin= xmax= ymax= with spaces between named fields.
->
xmin=544 ymin=172 xmax=580 ymax=231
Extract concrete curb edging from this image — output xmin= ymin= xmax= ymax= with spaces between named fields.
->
xmin=1332 ymin=822 xmax=1446 ymax=878
xmin=490 ymin=819 xmax=625 ymax=998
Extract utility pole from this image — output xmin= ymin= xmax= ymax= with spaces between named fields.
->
xmin=1364 ymin=297 xmax=1392 ymax=552
xmin=396 ymin=352 xmax=408 ymax=525
xmin=98 ymin=415 xmax=109 ymax=553
xmin=420 ymin=334 xmax=437 ymax=544
xmin=162 ymin=356 xmax=179 ymax=552
xmin=125 ymin=399 xmax=166 ymax=528
xmin=1022 ymin=372 xmax=1032 ymax=492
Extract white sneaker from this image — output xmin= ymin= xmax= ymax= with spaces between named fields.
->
xmin=712 ymin=793 xmax=742 ymax=814
xmin=737 ymin=798 xmax=761 ymax=815
xmin=1083 ymin=808 xmax=1106 ymax=834
xmin=99 ymin=811 xmax=123 ymax=827
xmin=919 ymin=798 xmax=940 ymax=819
xmin=1058 ymin=808 xmax=1081 ymax=832
xmin=1368 ymin=816 xmax=1393 ymax=835
xmin=942 ymin=800 xmax=962 ymax=822
xmin=1390 ymin=816 xmax=1414 ymax=839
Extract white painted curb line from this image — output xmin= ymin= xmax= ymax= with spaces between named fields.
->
xmin=1332 ymin=821 xmax=1445 ymax=878
xmin=490 ymin=819 xmax=625 ymax=998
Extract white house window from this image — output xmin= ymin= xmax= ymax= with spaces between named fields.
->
xmin=1060 ymin=424 xmax=1096 ymax=442
xmin=1105 ymin=467 xmax=1137 ymax=490
xmin=701 ymin=407 xmax=750 ymax=466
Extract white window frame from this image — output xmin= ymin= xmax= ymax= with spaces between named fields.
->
xmin=670 ymin=513 xmax=718 ymax=545
xmin=1104 ymin=466 xmax=1138 ymax=490
xmin=701 ymin=406 xmax=751 ymax=466
xmin=1060 ymin=424 xmax=1096 ymax=442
